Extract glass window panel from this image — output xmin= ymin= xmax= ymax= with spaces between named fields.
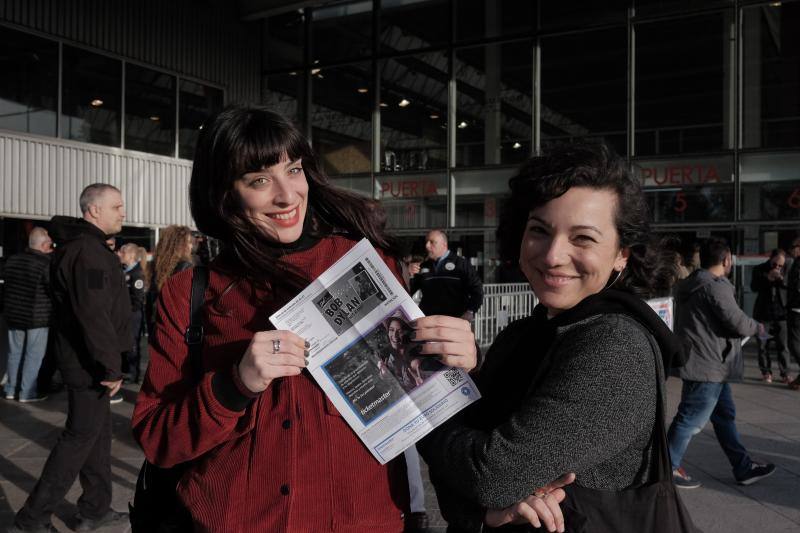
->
xmin=376 ymin=172 xmax=448 ymax=229
xmin=635 ymin=13 xmax=731 ymax=156
xmin=265 ymin=10 xmax=306 ymax=70
xmin=264 ymin=73 xmax=302 ymax=126
xmin=380 ymin=52 xmax=448 ymax=172
xmin=0 ymin=27 xmax=58 ymax=136
xmin=540 ymin=0 xmax=628 ymax=29
xmin=455 ymin=41 xmax=533 ymax=167
xmin=331 ymin=175 xmax=374 ymax=197
xmin=312 ymin=62 xmax=372 ymax=175
xmin=453 ymin=167 xmax=514 ymax=229
xmin=62 ymin=46 xmax=122 ymax=147
xmin=742 ymin=4 xmax=800 ymax=149
xmin=634 ymin=155 xmax=734 ymax=223
xmin=541 ymin=28 xmax=627 ymax=155
xmin=179 ymin=80 xmax=223 ymax=160
xmin=312 ymin=1 xmax=372 ymax=64
xmin=125 ymin=64 xmax=176 ymax=156
xmin=741 ymin=152 xmax=800 ymax=221
xmin=455 ymin=0 xmax=534 ymax=42
xmin=380 ymin=0 xmax=449 ymax=54
xmin=634 ymin=0 xmax=731 ymax=18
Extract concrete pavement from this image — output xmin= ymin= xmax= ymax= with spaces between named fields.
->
xmin=1 ymin=349 xmax=798 ymax=532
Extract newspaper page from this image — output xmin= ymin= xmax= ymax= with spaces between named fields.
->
xmin=269 ymin=238 xmax=481 ymax=464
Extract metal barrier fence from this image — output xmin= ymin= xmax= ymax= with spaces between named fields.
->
xmin=474 ymin=283 xmax=538 ymax=347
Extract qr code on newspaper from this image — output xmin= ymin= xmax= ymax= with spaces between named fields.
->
xmin=443 ymin=368 xmax=463 ymax=387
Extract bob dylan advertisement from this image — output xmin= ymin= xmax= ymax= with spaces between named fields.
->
xmin=323 ymin=308 xmax=441 ymax=424
xmin=315 ymin=262 xmax=387 ymax=336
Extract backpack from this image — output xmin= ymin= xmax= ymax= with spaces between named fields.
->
xmin=129 ymin=265 xmax=208 ymax=532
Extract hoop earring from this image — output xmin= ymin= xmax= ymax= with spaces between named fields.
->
xmin=606 ymin=268 xmax=624 ymax=289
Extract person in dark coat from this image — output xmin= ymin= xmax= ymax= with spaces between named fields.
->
xmin=12 ymin=183 xmax=131 ymax=533
xmin=3 ymin=227 xmax=54 ymax=402
xmin=117 ymin=243 xmax=147 ymax=383
xmin=750 ymin=249 xmax=790 ymax=383
xmin=410 ymin=229 xmax=483 ymax=321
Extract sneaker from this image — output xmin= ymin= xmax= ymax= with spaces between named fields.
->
xmin=672 ymin=467 xmax=702 ymax=489
xmin=109 ymin=395 xmax=123 ymax=405
xmin=736 ymin=462 xmax=776 ymax=485
xmin=780 ymin=374 xmax=792 ymax=385
xmin=762 ymin=373 xmax=773 ymax=384
xmin=74 ymin=509 xmax=129 ymax=531
xmin=5 ymin=394 xmax=14 ymax=400
xmin=18 ymin=395 xmax=48 ymax=403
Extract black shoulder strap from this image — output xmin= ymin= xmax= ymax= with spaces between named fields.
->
xmin=184 ymin=265 xmax=208 ymax=382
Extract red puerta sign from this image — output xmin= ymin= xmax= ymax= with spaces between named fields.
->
xmin=379 ymin=178 xmax=441 ymax=198
xmin=635 ymin=157 xmax=733 ymax=188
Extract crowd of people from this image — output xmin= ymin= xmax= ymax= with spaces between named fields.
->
xmin=0 ymin=104 xmax=794 ymax=533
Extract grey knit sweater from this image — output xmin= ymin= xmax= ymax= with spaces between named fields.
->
xmin=420 ymin=312 xmax=664 ymax=531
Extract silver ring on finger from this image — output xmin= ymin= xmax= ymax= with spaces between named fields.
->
xmin=272 ymin=339 xmax=281 ymax=354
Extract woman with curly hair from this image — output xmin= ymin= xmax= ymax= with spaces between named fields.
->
xmin=420 ymin=143 xmax=694 ymax=533
xmin=152 ymin=225 xmax=194 ymax=291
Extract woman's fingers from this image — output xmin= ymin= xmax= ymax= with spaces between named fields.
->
xmin=411 ymin=315 xmax=477 ymax=370
xmin=413 ymin=315 xmax=472 ymax=332
xmin=538 ymin=473 xmax=576 ymax=497
xmin=239 ymin=330 xmax=309 ymax=392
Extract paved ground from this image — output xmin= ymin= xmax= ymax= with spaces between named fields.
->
xmin=1 ymin=347 xmax=798 ymax=532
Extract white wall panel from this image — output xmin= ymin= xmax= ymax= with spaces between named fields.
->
xmin=0 ymin=131 xmax=193 ymax=228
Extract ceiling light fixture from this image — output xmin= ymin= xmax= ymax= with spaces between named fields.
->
xmin=357 ymin=87 xmax=368 ymax=94
xmin=379 ymin=102 xmax=388 ymax=107
xmin=429 ymin=113 xmax=439 ymax=119
xmin=512 ymin=142 xmax=522 ymax=149
xmin=90 ymin=99 xmax=104 ymax=107
xmin=458 ymin=121 xmax=468 ymax=129
xmin=150 ymin=116 xmax=160 ymax=122
xmin=398 ymin=98 xmax=410 ymax=107
xmin=311 ymin=68 xmax=321 ymax=75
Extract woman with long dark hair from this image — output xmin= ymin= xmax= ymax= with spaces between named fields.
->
xmin=131 ymin=105 xmax=476 ymax=532
xmin=420 ymin=143 xmax=693 ymax=533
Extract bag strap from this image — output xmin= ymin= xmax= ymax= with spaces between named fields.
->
xmin=642 ymin=331 xmax=673 ymax=482
xmin=183 ymin=265 xmax=208 ymax=382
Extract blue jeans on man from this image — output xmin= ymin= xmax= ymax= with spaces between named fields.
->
xmin=4 ymin=327 xmax=49 ymax=400
xmin=667 ymin=381 xmax=751 ymax=478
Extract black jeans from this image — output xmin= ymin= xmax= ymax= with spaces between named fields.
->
xmin=756 ymin=319 xmax=789 ymax=377
xmin=126 ymin=310 xmax=144 ymax=382
xmin=787 ymin=312 xmax=800 ymax=370
xmin=15 ymin=385 xmax=113 ymax=527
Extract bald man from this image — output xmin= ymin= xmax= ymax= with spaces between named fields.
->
xmin=410 ymin=230 xmax=483 ymax=321
xmin=3 ymin=227 xmax=54 ymax=403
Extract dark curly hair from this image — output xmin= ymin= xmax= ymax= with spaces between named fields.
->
xmin=497 ymin=142 xmax=677 ymax=298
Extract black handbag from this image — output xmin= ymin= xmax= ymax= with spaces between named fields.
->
xmin=129 ymin=265 xmax=208 ymax=533
xmin=560 ymin=333 xmax=701 ymax=533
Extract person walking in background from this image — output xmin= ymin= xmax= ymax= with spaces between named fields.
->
xmin=117 ymin=243 xmax=147 ymax=384
xmin=3 ymin=227 xmax=54 ymax=402
xmin=785 ymin=239 xmax=800 ymax=390
xmin=11 ymin=183 xmax=131 ymax=533
xmin=410 ymin=229 xmax=483 ymax=322
xmin=668 ymin=237 xmax=775 ymax=489
xmin=750 ymin=249 xmax=791 ymax=384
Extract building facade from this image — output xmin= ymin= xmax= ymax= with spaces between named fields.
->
xmin=1 ymin=0 xmax=799 ymax=291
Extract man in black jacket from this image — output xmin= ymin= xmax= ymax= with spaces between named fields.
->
xmin=750 ymin=249 xmax=791 ymax=383
xmin=410 ymin=230 xmax=483 ymax=321
xmin=13 ymin=184 xmax=131 ymax=533
xmin=3 ymin=227 xmax=54 ymax=402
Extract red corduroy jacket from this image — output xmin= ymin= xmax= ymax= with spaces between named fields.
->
xmin=132 ymin=236 xmax=409 ymax=533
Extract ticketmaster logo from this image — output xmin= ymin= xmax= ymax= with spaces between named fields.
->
xmin=360 ymin=391 xmax=391 ymax=416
